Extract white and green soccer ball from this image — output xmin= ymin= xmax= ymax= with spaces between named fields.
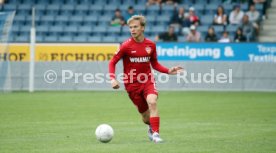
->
xmin=95 ymin=124 xmax=114 ymax=143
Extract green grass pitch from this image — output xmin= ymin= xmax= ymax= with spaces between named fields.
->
xmin=0 ymin=91 xmax=275 ymax=153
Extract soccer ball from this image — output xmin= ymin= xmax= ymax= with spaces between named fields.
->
xmin=95 ymin=124 xmax=114 ymax=143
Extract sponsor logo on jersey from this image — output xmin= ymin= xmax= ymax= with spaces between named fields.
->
xmin=129 ymin=56 xmax=150 ymax=63
xmin=145 ymin=46 xmax=151 ymax=54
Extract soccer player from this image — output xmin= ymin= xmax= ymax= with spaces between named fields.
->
xmin=108 ymin=15 xmax=183 ymax=143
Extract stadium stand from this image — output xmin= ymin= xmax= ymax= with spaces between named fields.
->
xmin=0 ymin=0 xmax=272 ymax=43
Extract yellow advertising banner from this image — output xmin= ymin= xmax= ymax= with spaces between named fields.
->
xmin=0 ymin=43 xmax=119 ymax=61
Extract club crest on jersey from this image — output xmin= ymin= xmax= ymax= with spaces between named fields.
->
xmin=145 ymin=46 xmax=151 ymax=54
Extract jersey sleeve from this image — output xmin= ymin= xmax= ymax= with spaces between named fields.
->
xmin=150 ymin=44 xmax=169 ymax=74
xmin=108 ymin=44 xmax=126 ymax=80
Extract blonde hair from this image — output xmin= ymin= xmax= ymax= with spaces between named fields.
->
xmin=127 ymin=15 xmax=146 ymax=27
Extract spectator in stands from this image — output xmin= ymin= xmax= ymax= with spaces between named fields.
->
xmin=110 ymin=9 xmax=125 ymax=26
xmin=240 ymin=14 xmax=256 ymax=41
xmin=181 ymin=13 xmax=192 ymax=35
xmin=248 ymin=0 xmax=268 ymax=19
xmin=213 ymin=6 xmax=228 ymax=26
xmin=155 ymin=26 xmax=178 ymax=42
xmin=218 ymin=31 xmax=231 ymax=43
xmin=147 ymin=0 xmax=162 ymax=6
xmin=234 ymin=27 xmax=247 ymax=42
xmin=162 ymin=0 xmax=179 ymax=6
xmin=229 ymin=5 xmax=244 ymax=25
xmin=186 ymin=25 xmax=201 ymax=42
xmin=205 ymin=27 xmax=218 ymax=42
xmin=188 ymin=7 xmax=200 ymax=26
xmin=170 ymin=7 xmax=185 ymax=28
xmin=246 ymin=4 xmax=260 ymax=31
xmin=124 ymin=6 xmax=136 ymax=21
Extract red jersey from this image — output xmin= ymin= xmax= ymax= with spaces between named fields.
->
xmin=109 ymin=37 xmax=169 ymax=85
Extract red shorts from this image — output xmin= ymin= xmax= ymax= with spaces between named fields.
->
xmin=125 ymin=81 xmax=158 ymax=113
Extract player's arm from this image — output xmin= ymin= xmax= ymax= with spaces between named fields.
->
xmin=108 ymin=45 xmax=125 ymax=89
xmin=150 ymin=44 xmax=183 ymax=75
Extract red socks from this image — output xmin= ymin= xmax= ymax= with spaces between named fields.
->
xmin=150 ymin=117 xmax=160 ymax=133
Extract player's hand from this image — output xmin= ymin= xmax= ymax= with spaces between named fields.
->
xmin=168 ymin=66 xmax=184 ymax=75
xmin=111 ymin=79 xmax=120 ymax=89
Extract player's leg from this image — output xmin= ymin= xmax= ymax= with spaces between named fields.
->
xmin=146 ymin=94 xmax=163 ymax=143
xmin=127 ymin=89 xmax=154 ymax=141
xmin=141 ymin=109 xmax=150 ymax=125
xmin=141 ymin=109 xmax=153 ymax=141
xmin=146 ymin=94 xmax=160 ymax=132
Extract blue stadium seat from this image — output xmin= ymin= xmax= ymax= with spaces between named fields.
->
xmin=61 ymin=5 xmax=75 ymax=16
xmin=102 ymin=36 xmax=116 ymax=42
xmin=75 ymin=5 xmax=89 ymax=16
xmin=17 ymin=4 xmax=31 ymax=15
xmin=150 ymin=25 xmax=167 ymax=33
xmin=158 ymin=15 xmax=171 ymax=25
xmin=69 ymin=16 xmax=84 ymax=26
xmin=122 ymin=0 xmax=135 ymax=5
xmin=255 ymin=3 xmax=264 ymax=12
xmin=205 ymin=4 xmax=218 ymax=14
xmin=83 ymin=15 xmax=98 ymax=25
xmin=179 ymin=0 xmax=193 ymax=5
xmin=209 ymin=0 xmax=222 ymax=5
xmin=35 ymin=0 xmax=50 ymax=4
xmin=59 ymin=34 xmax=73 ymax=42
xmin=162 ymin=4 xmax=175 ymax=15
xmin=136 ymin=0 xmax=147 ymax=5
xmin=197 ymin=25 xmax=209 ymax=33
xmin=93 ymin=26 xmax=107 ymax=35
xmin=108 ymin=0 xmax=121 ymax=5
xmin=146 ymin=4 xmax=160 ymax=16
xmin=200 ymin=15 xmax=213 ymax=25
xmin=63 ymin=0 xmax=78 ymax=5
xmin=46 ymin=4 xmax=60 ymax=16
xmin=13 ymin=15 xmax=26 ymax=25
xmin=213 ymin=25 xmax=224 ymax=33
xmin=49 ymin=25 xmax=64 ymax=34
xmin=87 ymin=36 xmax=102 ymax=42
xmin=107 ymin=26 xmax=121 ymax=35
xmin=34 ymin=4 xmax=46 ymax=16
xmin=55 ymin=15 xmax=69 ymax=26
xmin=121 ymin=26 xmax=129 ymax=35
xmin=11 ymin=26 xmax=20 ymax=37
xmin=79 ymin=25 xmax=92 ymax=33
xmin=64 ymin=26 xmax=78 ymax=34
xmin=194 ymin=4 xmax=205 ymax=15
xmin=20 ymin=25 xmax=30 ymax=33
xmin=73 ymin=34 xmax=87 ymax=42
xmin=94 ymin=0 xmax=108 ymax=5
xmin=35 ymin=33 xmax=44 ymax=41
xmin=225 ymin=24 xmax=239 ymax=33
xmin=40 ymin=15 xmax=55 ymax=26
xmin=21 ymin=0 xmax=35 ymax=4
xmin=15 ymin=34 xmax=29 ymax=42
xmin=135 ymin=5 xmax=146 ymax=15
xmin=194 ymin=0 xmax=208 ymax=4
xmin=44 ymin=35 xmax=58 ymax=42
xmin=145 ymin=15 xmax=156 ymax=24
xmin=118 ymin=35 xmax=129 ymax=42
xmin=36 ymin=25 xmax=49 ymax=33
xmin=178 ymin=35 xmax=186 ymax=42
xmin=241 ymin=3 xmax=248 ymax=11
xmin=100 ymin=15 xmax=113 ymax=23
xmin=90 ymin=5 xmax=103 ymax=12
xmin=3 ymin=4 xmax=17 ymax=11
xmin=120 ymin=5 xmax=131 ymax=12
xmin=222 ymin=4 xmax=233 ymax=14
